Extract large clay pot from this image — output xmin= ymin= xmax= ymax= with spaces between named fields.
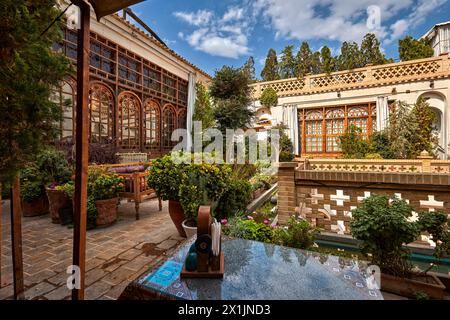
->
xmin=22 ymin=196 xmax=49 ymax=217
xmin=95 ymin=198 xmax=118 ymax=227
xmin=168 ymin=200 xmax=187 ymax=237
xmin=46 ymin=188 xmax=71 ymax=224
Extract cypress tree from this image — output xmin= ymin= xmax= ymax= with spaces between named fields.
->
xmin=279 ymin=45 xmax=296 ymax=79
xmin=261 ymin=48 xmax=280 ymax=81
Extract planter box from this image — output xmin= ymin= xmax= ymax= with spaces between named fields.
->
xmin=381 ymin=272 xmax=446 ymax=300
xmin=22 ymin=196 xmax=49 ymax=217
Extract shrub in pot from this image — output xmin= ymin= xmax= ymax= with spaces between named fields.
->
xmin=272 ymin=216 xmax=318 ymax=249
xmin=20 ymin=166 xmax=48 ymax=217
xmin=179 ymin=162 xmax=231 ymax=237
xmin=90 ymin=169 xmax=124 ymax=227
xmin=350 ymin=194 xmax=450 ymax=299
xmin=39 ymin=148 xmax=73 ymax=223
xmin=147 ymin=152 xmax=189 ymax=237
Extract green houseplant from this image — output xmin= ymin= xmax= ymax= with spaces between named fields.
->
xmin=90 ymin=168 xmax=124 ymax=226
xmin=147 ymin=152 xmax=188 ymax=237
xmin=40 ymin=148 xmax=73 ymax=223
xmin=350 ymin=194 xmax=449 ymax=299
xmin=20 ymin=165 xmax=49 ymax=217
xmin=179 ymin=162 xmax=231 ymax=237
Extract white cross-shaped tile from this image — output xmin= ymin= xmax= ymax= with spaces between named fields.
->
xmin=420 ymin=195 xmax=444 ymax=212
xmin=330 ymin=190 xmax=350 ymax=206
xmin=357 ymin=191 xmax=371 ymax=202
xmin=310 ymin=188 xmax=324 ymax=205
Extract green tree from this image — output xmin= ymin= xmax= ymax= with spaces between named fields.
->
xmin=360 ymin=33 xmax=389 ymax=66
xmin=337 ymin=41 xmax=363 ymax=70
xmin=0 ymin=0 xmax=71 ymax=183
xmin=279 ymin=45 xmax=296 ymax=79
xmin=193 ymin=82 xmax=214 ymax=131
xmin=387 ymin=100 xmax=416 ymax=159
xmin=260 ymin=87 xmax=278 ymax=108
xmin=261 ymin=48 xmax=280 ymax=81
xmin=398 ymin=36 xmax=434 ymax=61
xmin=295 ymin=42 xmax=312 ymax=77
xmin=320 ymin=46 xmax=335 ymax=74
xmin=409 ymin=97 xmax=437 ymax=157
xmin=242 ymin=56 xmax=256 ymax=82
xmin=210 ymin=66 xmax=254 ymax=132
xmin=311 ymin=51 xmax=322 ymax=74
xmin=338 ymin=125 xmax=373 ymax=158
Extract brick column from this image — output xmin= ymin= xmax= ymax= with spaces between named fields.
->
xmin=418 ymin=150 xmax=433 ymax=173
xmin=277 ymin=162 xmax=297 ymax=224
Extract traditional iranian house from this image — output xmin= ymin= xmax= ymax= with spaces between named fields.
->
xmin=54 ymin=1 xmax=210 ymax=159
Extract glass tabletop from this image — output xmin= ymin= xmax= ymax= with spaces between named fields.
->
xmin=136 ymin=237 xmax=383 ymax=300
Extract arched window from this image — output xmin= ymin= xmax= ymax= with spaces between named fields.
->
xmin=348 ymin=107 xmax=369 ymax=134
xmin=304 ymin=110 xmax=323 ymax=153
xmin=144 ymin=99 xmax=160 ymax=149
xmin=325 ymin=108 xmax=345 ymax=152
xmin=89 ymin=83 xmax=114 ymax=143
xmin=162 ymin=104 xmax=176 ymax=148
xmin=118 ymin=92 xmax=141 ymax=149
xmin=178 ymin=109 xmax=187 ymax=129
xmin=52 ymin=79 xmax=76 ymax=139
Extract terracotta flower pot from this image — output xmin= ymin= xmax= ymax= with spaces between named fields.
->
xmin=46 ymin=188 xmax=71 ymax=224
xmin=168 ymin=200 xmax=187 ymax=237
xmin=381 ymin=272 xmax=446 ymax=300
xmin=22 ymin=196 xmax=49 ymax=217
xmin=95 ymin=197 xmax=118 ymax=227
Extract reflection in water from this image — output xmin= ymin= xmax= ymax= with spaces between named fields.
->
xmin=278 ymin=246 xmax=293 ymax=263
xmin=294 ymin=250 xmax=309 ymax=267
xmin=264 ymin=243 xmax=275 ymax=257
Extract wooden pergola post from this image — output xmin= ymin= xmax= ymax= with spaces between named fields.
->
xmin=0 ymin=183 xmax=2 ymax=288
xmin=71 ymin=0 xmax=90 ymax=300
xmin=11 ymin=176 xmax=24 ymax=299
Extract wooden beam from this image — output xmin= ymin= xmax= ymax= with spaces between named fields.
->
xmin=0 ymin=183 xmax=2 ymax=288
xmin=71 ymin=0 xmax=90 ymax=300
xmin=10 ymin=176 xmax=24 ymax=299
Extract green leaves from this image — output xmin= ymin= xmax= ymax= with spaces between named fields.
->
xmin=261 ymin=48 xmax=280 ymax=81
xmin=260 ymin=87 xmax=278 ymax=108
xmin=350 ymin=194 xmax=450 ymax=277
xmin=399 ymin=36 xmax=434 ymax=62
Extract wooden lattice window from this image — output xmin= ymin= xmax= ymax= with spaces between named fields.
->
xmin=89 ymin=83 xmax=114 ymax=143
xmin=51 ymin=80 xmax=77 ymax=139
xmin=118 ymin=92 xmax=141 ymax=149
xmin=162 ymin=104 xmax=176 ymax=148
xmin=119 ymin=53 xmax=141 ymax=84
xmin=325 ymin=108 xmax=345 ymax=152
xmin=90 ymin=40 xmax=115 ymax=75
xmin=178 ymin=109 xmax=187 ymax=129
xmin=144 ymin=99 xmax=160 ymax=149
xmin=305 ymin=110 xmax=323 ymax=153
xmin=348 ymin=107 xmax=369 ymax=134
xmin=143 ymin=66 xmax=161 ymax=91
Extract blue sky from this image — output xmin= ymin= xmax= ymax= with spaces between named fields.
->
xmin=127 ymin=0 xmax=450 ymax=78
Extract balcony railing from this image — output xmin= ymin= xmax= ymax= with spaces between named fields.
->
xmin=250 ymin=54 xmax=450 ymax=99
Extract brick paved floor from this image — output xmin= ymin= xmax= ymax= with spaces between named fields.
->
xmin=0 ymin=199 xmax=183 ymax=300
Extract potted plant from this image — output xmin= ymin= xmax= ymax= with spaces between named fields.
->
xmin=20 ymin=166 xmax=49 ymax=217
xmin=39 ymin=149 xmax=73 ymax=223
xmin=350 ymin=195 xmax=449 ymax=299
xmin=90 ymin=169 xmax=124 ymax=227
xmin=179 ymin=162 xmax=230 ymax=238
xmin=147 ymin=152 xmax=188 ymax=237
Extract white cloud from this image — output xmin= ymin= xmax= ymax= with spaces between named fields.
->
xmin=174 ymin=6 xmax=251 ymax=59
xmin=252 ymin=0 xmax=447 ymax=45
xmin=173 ymin=10 xmax=213 ymax=26
xmin=222 ymin=7 xmax=244 ymax=22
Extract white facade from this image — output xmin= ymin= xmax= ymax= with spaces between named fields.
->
xmin=422 ymin=21 xmax=450 ymax=56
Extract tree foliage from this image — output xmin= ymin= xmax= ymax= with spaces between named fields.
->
xmin=242 ymin=56 xmax=256 ymax=82
xmin=0 ymin=0 xmax=72 ymax=183
xmin=210 ymin=66 xmax=254 ymax=132
xmin=261 ymin=48 xmax=280 ymax=81
xmin=320 ymin=46 xmax=335 ymax=74
xmin=279 ymin=45 xmax=296 ymax=79
xmin=399 ymin=36 xmax=434 ymax=61
xmin=193 ymin=82 xmax=214 ymax=131
xmin=295 ymin=42 xmax=313 ymax=77
xmin=260 ymin=87 xmax=278 ymax=108
xmin=337 ymin=41 xmax=363 ymax=70
xmin=360 ymin=33 xmax=392 ymax=66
